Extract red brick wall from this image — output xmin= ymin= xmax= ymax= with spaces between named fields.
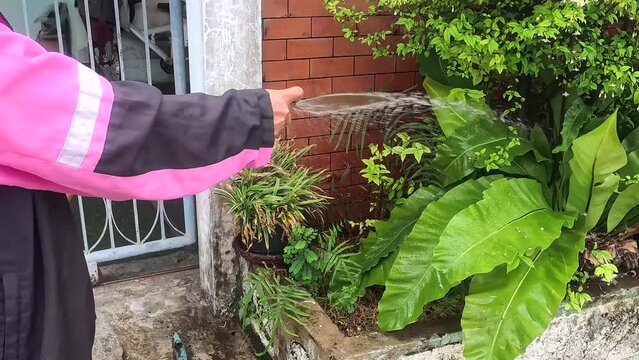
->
xmin=261 ymin=0 xmax=420 ymax=221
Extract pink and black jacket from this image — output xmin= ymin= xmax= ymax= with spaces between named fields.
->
xmin=0 ymin=16 xmax=275 ymax=360
xmin=0 ymin=22 xmax=274 ymax=201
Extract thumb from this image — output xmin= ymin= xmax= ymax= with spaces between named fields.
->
xmin=280 ymin=86 xmax=304 ymax=104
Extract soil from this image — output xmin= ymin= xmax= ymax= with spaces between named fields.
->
xmin=317 ymin=286 xmax=464 ymax=338
xmin=314 ymin=232 xmax=639 ymax=339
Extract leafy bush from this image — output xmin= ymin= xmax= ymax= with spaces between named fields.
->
xmin=326 ymin=0 xmax=639 ymax=130
xmin=361 ymin=132 xmax=431 ymax=217
xmin=239 ymin=268 xmax=312 ymax=353
xmin=216 ymin=141 xmax=330 ymax=249
xmin=284 ymin=225 xmax=352 ymax=295
xmin=329 ymin=81 xmax=639 ymax=359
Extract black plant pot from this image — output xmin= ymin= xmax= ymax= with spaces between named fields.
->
xmin=233 ymin=228 xmax=286 ymax=267
xmin=247 ymin=227 xmax=286 ymax=255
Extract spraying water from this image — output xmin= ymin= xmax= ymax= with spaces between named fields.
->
xmin=294 ymin=92 xmax=530 ymax=141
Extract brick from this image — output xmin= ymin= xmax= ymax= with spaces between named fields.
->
xmin=287 ymin=118 xmax=331 ymax=138
xmin=350 ymin=167 xmax=367 ymax=186
xmin=263 ymin=40 xmax=286 ymax=61
xmin=331 ymin=151 xmax=367 ymax=170
xmin=287 ymin=78 xmax=332 ymax=99
xmin=290 ymin=137 xmax=310 ymax=150
xmin=298 ymin=154 xmax=331 ymax=171
xmin=332 ymin=75 xmax=375 ymax=93
xmin=309 ymin=135 xmax=347 ymax=154
xmin=263 ymin=60 xmax=309 ymax=81
xmin=289 ymin=0 xmax=329 ymax=17
xmin=312 ymin=17 xmax=344 ymax=37
xmin=357 ymin=16 xmax=397 ymax=35
xmin=354 ymin=56 xmax=396 ymax=75
xmin=334 ymin=37 xmax=372 ymax=56
xmin=329 ymin=203 xmax=351 ymax=222
xmin=352 ymin=200 xmax=371 ymax=220
xmin=263 ymin=18 xmax=311 ymax=40
xmin=396 ymin=56 xmax=418 ymax=72
xmin=262 ymin=81 xmax=288 ymax=90
xmin=342 ymin=0 xmax=369 ymax=12
xmin=287 ymin=38 xmax=333 ymax=59
xmin=329 ymin=185 xmax=369 ymax=204
xmin=319 ymin=169 xmax=351 ymax=190
xmin=375 ymin=72 xmax=417 ymax=92
xmin=350 ymin=130 xmax=384 ymax=150
xmin=310 ymin=57 xmax=354 ymax=78
xmin=262 ymin=0 xmax=288 ymax=18
xmin=291 ymin=108 xmax=311 ymax=120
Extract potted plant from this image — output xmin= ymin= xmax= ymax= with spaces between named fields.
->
xmin=217 ymin=141 xmax=331 ymax=262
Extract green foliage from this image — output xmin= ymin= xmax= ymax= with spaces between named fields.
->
xmin=462 ymin=231 xmax=583 ymax=360
xmin=239 ymin=268 xmax=312 ymax=353
xmin=432 ymin=178 xmax=575 ymax=285
xmin=361 ymin=133 xmax=431 ymax=215
xmin=284 ymin=225 xmax=352 ymax=295
xmin=590 ymin=246 xmax=620 ymax=283
xmin=327 ymin=96 xmax=638 ymax=359
xmin=564 ymin=271 xmax=592 ymax=312
xmin=325 ymin=1 xmax=639 ymax=358
xmin=325 ymin=0 xmax=639 ymax=126
xmin=216 ymin=141 xmax=330 ymax=249
xmin=378 ymin=176 xmax=499 ymax=330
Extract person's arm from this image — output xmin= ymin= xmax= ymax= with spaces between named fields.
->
xmin=0 ymin=24 xmax=301 ymax=200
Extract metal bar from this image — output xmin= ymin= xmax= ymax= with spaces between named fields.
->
xmin=106 ymin=200 xmax=116 ymax=249
xmin=112 ymin=0 xmax=126 ymax=80
xmin=20 ymin=0 xmax=30 ymax=38
xmin=140 ymin=0 xmax=153 ymax=84
xmin=82 ymin=0 xmax=96 ymax=70
xmin=78 ymin=196 xmax=89 ymax=253
xmin=170 ymin=0 xmax=187 ymax=95
xmin=183 ymin=197 xmax=197 ymax=242
xmin=85 ymin=235 xmax=194 ymax=264
xmin=133 ymin=200 xmax=142 ymax=244
xmin=186 ymin=0 xmax=205 ymax=93
xmin=171 ymin=0 xmax=197 ymax=242
xmin=129 ymin=26 xmax=170 ymax=61
xmin=159 ymin=201 xmax=167 ymax=240
xmin=53 ymin=0 xmax=65 ymax=53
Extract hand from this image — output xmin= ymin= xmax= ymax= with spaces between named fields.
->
xmin=265 ymin=87 xmax=304 ymax=136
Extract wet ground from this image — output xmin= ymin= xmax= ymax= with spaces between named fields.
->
xmin=92 ymin=268 xmax=258 ymax=359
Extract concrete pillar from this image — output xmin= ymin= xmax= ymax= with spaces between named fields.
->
xmin=187 ymin=0 xmax=262 ymax=316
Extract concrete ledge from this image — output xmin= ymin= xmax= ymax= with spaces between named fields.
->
xmin=255 ymin=283 xmax=639 ymax=360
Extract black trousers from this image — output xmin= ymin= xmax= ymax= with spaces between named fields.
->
xmin=0 ymin=187 xmax=95 ymax=360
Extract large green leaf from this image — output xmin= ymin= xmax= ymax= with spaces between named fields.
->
xmin=378 ymin=176 xmax=500 ymax=331
xmin=423 ymin=76 xmax=492 ymax=137
xmin=432 ymin=119 xmax=531 ymax=186
xmin=357 ymin=252 xmax=397 ymax=297
xmin=433 ymin=178 xmax=575 ymax=284
xmin=530 ymin=124 xmax=552 ymax=161
xmin=607 ymin=183 xmax=639 ymax=232
xmin=352 ymin=186 xmax=441 ymax=273
xmin=553 ymin=99 xmax=594 ymax=154
xmin=461 ymin=230 xmax=585 ymax=360
xmin=622 ymin=126 xmax=639 ymax=152
xmin=499 ymin=152 xmax=549 ymax=185
xmin=567 ymin=110 xmax=627 ymax=215
xmin=585 ymin=174 xmax=619 ymax=231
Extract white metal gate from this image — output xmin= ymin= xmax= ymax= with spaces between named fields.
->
xmin=3 ymin=0 xmax=196 ymax=264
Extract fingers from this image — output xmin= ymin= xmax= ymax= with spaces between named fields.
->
xmin=281 ymin=86 xmax=304 ymax=103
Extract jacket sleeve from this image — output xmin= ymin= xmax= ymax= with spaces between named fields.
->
xmin=0 ymin=24 xmax=274 ymax=200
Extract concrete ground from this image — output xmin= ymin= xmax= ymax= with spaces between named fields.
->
xmin=92 ymin=268 xmax=259 ymax=360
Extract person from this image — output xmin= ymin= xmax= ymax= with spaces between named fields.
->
xmin=0 ymin=15 xmax=303 ymax=360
